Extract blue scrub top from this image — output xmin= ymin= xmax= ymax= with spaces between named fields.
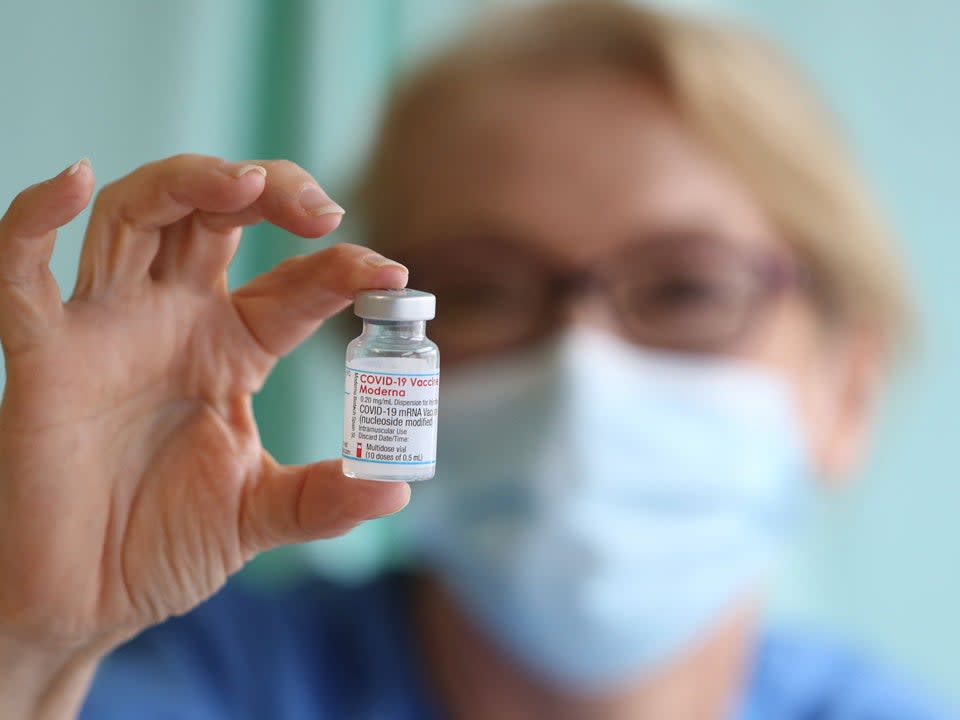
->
xmin=80 ymin=573 xmax=950 ymax=720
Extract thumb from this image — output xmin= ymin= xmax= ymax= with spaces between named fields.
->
xmin=0 ymin=159 xmax=95 ymax=353
xmin=239 ymin=454 xmax=411 ymax=553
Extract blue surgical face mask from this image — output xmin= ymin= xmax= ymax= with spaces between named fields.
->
xmin=406 ymin=328 xmax=810 ymax=691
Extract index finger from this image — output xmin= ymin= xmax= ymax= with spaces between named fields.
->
xmin=232 ymin=243 xmax=408 ymax=357
xmin=194 ymin=158 xmax=346 ymax=239
xmin=87 ymin=154 xmax=268 ymax=234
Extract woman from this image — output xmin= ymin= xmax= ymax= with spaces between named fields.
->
xmin=0 ymin=2 xmax=946 ymax=718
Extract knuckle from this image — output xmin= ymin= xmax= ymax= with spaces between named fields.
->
xmin=9 ymin=187 xmax=32 ymax=212
xmin=90 ymin=182 xmax=117 ymax=215
xmin=4 ymin=186 xmax=36 ymax=224
xmin=90 ymin=180 xmax=134 ymax=230
xmin=166 ymin=152 xmax=211 ymax=167
xmin=273 ymin=255 xmax=305 ymax=274
xmin=323 ymin=242 xmax=362 ymax=265
xmin=270 ymin=158 xmax=300 ymax=174
xmin=138 ymin=154 xmax=217 ymax=185
xmin=0 ymin=184 xmax=44 ymax=236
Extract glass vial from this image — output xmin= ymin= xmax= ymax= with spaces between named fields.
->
xmin=342 ymin=289 xmax=439 ymax=481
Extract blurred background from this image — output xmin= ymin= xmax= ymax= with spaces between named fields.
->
xmin=0 ymin=0 xmax=957 ymax=706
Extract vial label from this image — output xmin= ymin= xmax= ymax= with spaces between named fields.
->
xmin=342 ymin=359 xmax=440 ymax=474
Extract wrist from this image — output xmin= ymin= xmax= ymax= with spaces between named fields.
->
xmin=0 ymin=633 xmax=104 ymax=720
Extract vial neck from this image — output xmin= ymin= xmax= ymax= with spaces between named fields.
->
xmin=362 ymin=319 xmax=426 ymax=341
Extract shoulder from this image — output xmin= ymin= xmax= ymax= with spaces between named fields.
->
xmin=82 ymin=572 xmax=425 ymax=719
xmin=745 ymin=627 xmax=954 ymax=720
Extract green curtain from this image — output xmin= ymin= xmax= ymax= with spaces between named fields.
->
xmin=1 ymin=0 xmax=958 ymax=705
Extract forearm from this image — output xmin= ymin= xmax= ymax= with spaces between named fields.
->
xmin=0 ymin=636 xmax=102 ymax=720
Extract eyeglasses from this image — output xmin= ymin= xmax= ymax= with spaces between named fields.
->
xmin=396 ymin=234 xmax=803 ymax=359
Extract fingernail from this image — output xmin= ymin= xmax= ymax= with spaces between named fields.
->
xmin=64 ymin=157 xmax=91 ymax=176
xmin=299 ymin=185 xmax=345 ymax=216
xmin=229 ymin=163 xmax=267 ymax=179
xmin=362 ymin=252 xmax=408 ymax=272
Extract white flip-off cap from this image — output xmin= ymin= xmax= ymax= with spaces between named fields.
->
xmin=354 ymin=289 xmax=436 ymax=321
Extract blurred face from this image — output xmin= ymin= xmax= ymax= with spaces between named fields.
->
xmin=394 ymin=70 xmax=887 ymax=694
xmin=386 ymin=72 xmax=874 ymax=477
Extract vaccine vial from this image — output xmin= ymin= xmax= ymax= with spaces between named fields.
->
xmin=342 ymin=289 xmax=439 ymax=481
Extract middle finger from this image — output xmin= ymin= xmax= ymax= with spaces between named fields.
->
xmin=76 ymin=154 xmax=268 ymax=298
xmin=154 ymin=159 xmax=346 ymax=289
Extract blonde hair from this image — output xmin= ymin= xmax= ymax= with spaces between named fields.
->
xmin=359 ymin=1 xmax=910 ymax=343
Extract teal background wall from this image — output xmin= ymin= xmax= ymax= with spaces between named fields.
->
xmin=1 ymin=0 xmax=957 ymax=705
xmin=724 ymin=1 xmax=960 ymax=705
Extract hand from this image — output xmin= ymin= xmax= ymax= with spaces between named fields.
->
xmin=0 ymin=155 xmax=410 ymax=716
